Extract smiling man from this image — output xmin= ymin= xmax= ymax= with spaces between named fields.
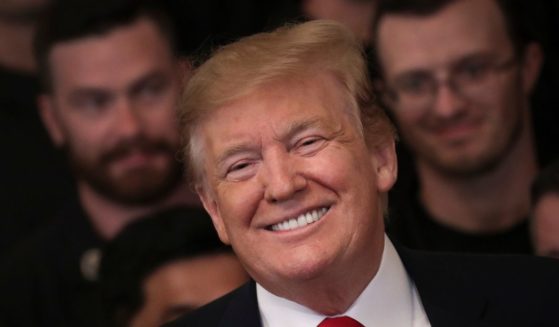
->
xmin=374 ymin=0 xmax=543 ymax=253
xmin=0 ymin=1 xmax=203 ymax=326
xmin=167 ymin=20 xmax=559 ymax=327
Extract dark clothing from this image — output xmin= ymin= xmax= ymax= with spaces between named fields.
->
xmin=0 ymin=198 xmax=104 ymax=327
xmin=167 ymin=245 xmax=559 ymax=327
xmin=387 ymin=185 xmax=533 ymax=254
xmin=0 ymin=199 xmax=212 ymax=327
xmin=0 ymin=66 xmax=73 ymax=254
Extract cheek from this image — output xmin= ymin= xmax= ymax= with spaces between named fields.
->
xmin=144 ymin=111 xmax=181 ymax=141
xmin=217 ymin=181 xmax=263 ymax=228
xmin=64 ymin=124 xmax=105 ymax=154
xmin=309 ymin=146 xmax=372 ymax=192
xmin=391 ymin=111 xmax=423 ymax=136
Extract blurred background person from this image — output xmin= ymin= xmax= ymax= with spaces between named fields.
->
xmin=100 ymin=208 xmax=249 ymax=327
xmin=301 ymin=0 xmax=377 ymax=46
xmin=0 ymin=0 xmax=74 ymax=254
xmin=0 ymin=0 xmax=204 ymax=326
xmin=530 ymin=160 xmax=559 ymax=259
xmin=374 ymin=0 xmax=544 ymax=253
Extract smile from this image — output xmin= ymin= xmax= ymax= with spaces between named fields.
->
xmin=269 ymin=207 xmax=329 ymax=232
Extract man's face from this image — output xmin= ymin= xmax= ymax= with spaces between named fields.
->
xmin=377 ymin=0 xmax=539 ymax=176
xmin=130 ymin=253 xmax=248 ymax=327
xmin=41 ymin=17 xmax=182 ymax=204
xmin=196 ymin=74 xmax=396 ymax=291
xmin=532 ymin=194 xmax=559 ymax=259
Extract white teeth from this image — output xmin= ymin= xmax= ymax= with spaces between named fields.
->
xmin=305 ymin=212 xmax=313 ymax=224
xmin=270 ymin=207 xmax=329 ymax=232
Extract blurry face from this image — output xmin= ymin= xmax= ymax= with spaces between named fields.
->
xmin=377 ymin=0 xmax=539 ymax=177
xmin=196 ymin=74 xmax=396 ymax=291
xmin=532 ymin=194 xmax=559 ymax=259
xmin=131 ymin=253 xmax=249 ymax=327
xmin=41 ymin=17 xmax=183 ymax=205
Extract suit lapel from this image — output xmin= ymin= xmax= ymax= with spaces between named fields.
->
xmin=219 ymin=281 xmax=262 ymax=327
xmin=395 ymin=245 xmax=490 ymax=326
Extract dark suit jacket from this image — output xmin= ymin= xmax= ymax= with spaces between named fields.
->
xmin=167 ymin=246 xmax=559 ymax=327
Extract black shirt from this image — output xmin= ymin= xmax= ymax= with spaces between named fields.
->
xmin=387 ymin=167 xmax=534 ymax=254
xmin=387 ymin=191 xmax=534 ymax=254
xmin=0 ymin=66 xmax=73 ymax=254
xmin=0 ymin=198 xmax=104 ymax=327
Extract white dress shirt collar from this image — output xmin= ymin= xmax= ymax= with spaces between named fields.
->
xmin=256 ymin=235 xmax=430 ymax=327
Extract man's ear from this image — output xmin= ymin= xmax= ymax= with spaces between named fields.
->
xmin=373 ymin=79 xmax=396 ymax=112
xmin=177 ymin=57 xmax=194 ymax=90
xmin=38 ymin=94 xmax=65 ymax=147
xmin=370 ymin=138 xmax=398 ymax=192
xmin=196 ymin=184 xmax=231 ymax=245
xmin=521 ymin=42 xmax=543 ymax=95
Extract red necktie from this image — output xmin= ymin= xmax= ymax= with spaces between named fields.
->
xmin=318 ymin=316 xmax=364 ymax=327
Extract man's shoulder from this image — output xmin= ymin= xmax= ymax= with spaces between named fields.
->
xmin=166 ymin=281 xmax=261 ymax=327
xmin=398 ymin=246 xmax=559 ymax=326
xmin=400 ymin=246 xmax=559 ymax=282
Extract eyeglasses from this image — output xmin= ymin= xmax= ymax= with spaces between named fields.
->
xmin=385 ymin=54 xmax=517 ymax=112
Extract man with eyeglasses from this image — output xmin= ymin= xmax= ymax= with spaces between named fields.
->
xmin=374 ymin=0 xmax=544 ymax=254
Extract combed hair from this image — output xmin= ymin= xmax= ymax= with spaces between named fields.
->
xmin=179 ymin=20 xmax=396 ymax=186
xmin=34 ymin=0 xmax=176 ymax=93
xmin=373 ymin=0 xmax=544 ymax=57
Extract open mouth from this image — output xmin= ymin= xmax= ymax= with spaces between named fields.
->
xmin=268 ymin=207 xmax=330 ymax=232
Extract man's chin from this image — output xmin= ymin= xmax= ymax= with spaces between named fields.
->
xmin=424 ymin=152 xmax=503 ymax=178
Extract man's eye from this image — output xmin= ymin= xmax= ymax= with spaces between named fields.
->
xmin=133 ymin=79 xmax=169 ymax=104
xmin=456 ymin=61 xmax=490 ymax=81
xmin=397 ymin=74 xmax=432 ymax=95
xmin=230 ymin=162 xmax=251 ymax=172
xmin=294 ymin=136 xmax=326 ymax=155
xmin=72 ymin=94 xmax=110 ymax=115
xmin=139 ymin=81 xmax=166 ymax=98
xmin=225 ymin=160 xmax=257 ymax=181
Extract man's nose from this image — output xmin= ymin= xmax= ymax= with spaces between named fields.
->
xmin=114 ymin=99 xmax=142 ymax=138
xmin=262 ymin=152 xmax=307 ymax=203
xmin=431 ymin=81 xmax=467 ymax=118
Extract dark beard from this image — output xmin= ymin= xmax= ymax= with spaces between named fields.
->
xmin=67 ymin=136 xmax=184 ymax=206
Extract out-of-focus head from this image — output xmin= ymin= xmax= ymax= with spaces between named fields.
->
xmin=0 ymin=0 xmax=50 ymax=23
xmin=35 ymin=0 xmax=185 ymax=205
xmin=180 ymin=20 xmax=397 ymax=300
xmin=301 ymin=0 xmax=377 ymax=44
xmin=374 ymin=0 xmax=543 ymax=177
xmin=531 ymin=161 xmax=559 ymax=259
xmin=100 ymin=207 xmax=249 ymax=327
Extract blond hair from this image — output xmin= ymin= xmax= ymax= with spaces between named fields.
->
xmin=179 ymin=20 xmax=395 ymax=186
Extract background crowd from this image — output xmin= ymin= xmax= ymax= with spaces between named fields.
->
xmin=0 ymin=0 xmax=558 ymax=326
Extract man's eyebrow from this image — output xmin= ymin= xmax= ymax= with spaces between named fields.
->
xmin=127 ymin=70 xmax=168 ymax=95
xmin=68 ymin=87 xmax=112 ymax=101
xmin=215 ymin=141 xmax=260 ymax=168
xmin=279 ymin=118 xmax=322 ymax=143
xmin=214 ymin=118 xmax=323 ymax=167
